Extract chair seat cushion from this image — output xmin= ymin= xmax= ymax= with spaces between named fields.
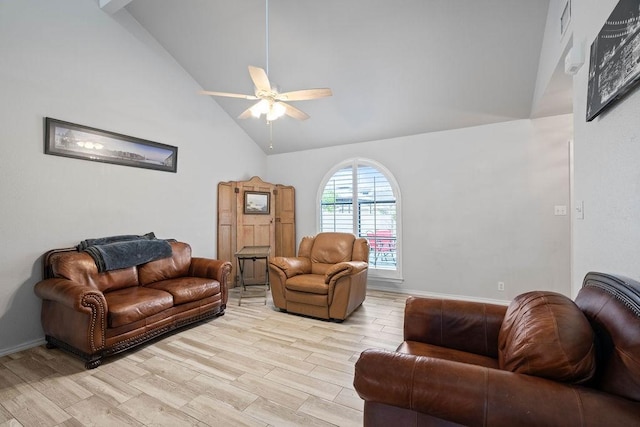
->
xmin=498 ymin=291 xmax=596 ymax=383
xmin=398 ymin=341 xmax=500 ymax=369
xmin=285 ymin=274 xmax=328 ymax=294
xmin=146 ymin=277 xmax=220 ymax=305
xmin=105 ymin=287 xmax=173 ymax=328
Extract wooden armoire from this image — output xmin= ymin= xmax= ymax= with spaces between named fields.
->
xmin=217 ymin=176 xmax=295 ymax=287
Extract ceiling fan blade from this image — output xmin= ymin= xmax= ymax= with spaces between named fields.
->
xmin=200 ymin=90 xmax=258 ymax=100
xmin=248 ymin=66 xmax=271 ymax=92
xmin=238 ymin=106 xmax=255 ymax=119
xmin=238 ymin=99 xmax=268 ymax=119
xmin=277 ymin=88 xmax=333 ymax=101
xmin=280 ymin=102 xmax=310 ymax=121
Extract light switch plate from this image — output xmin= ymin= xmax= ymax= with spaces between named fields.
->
xmin=576 ymin=201 xmax=584 ymax=220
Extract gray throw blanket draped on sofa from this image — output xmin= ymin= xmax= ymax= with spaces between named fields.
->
xmin=77 ymin=232 xmax=157 ymax=251
xmin=79 ymin=233 xmax=172 ymax=272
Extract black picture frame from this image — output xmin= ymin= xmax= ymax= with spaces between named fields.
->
xmin=586 ymin=0 xmax=640 ymax=121
xmin=44 ymin=117 xmax=178 ymax=173
xmin=244 ymin=191 xmax=270 ymax=214
xmin=560 ymin=0 xmax=571 ymax=35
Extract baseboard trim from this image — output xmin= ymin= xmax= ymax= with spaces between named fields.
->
xmin=368 ymin=284 xmax=510 ymax=306
xmin=0 ymin=337 xmax=46 ymax=358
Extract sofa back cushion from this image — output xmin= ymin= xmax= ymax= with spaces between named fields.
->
xmin=498 ymin=291 xmax=596 ymax=384
xmin=138 ymin=241 xmax=191 ymax=285
xmin=310 ymin=232 xmax=355 ymax=275
xmin=49 ymin=250 xmax=139 ymax=293
xmin=352 ymin=237 xmax=370 ymax=263
xmin=576 ymin=272 xmax=640 ymax=402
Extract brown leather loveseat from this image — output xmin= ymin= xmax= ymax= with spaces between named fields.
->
xmin=354 ymin=272 xmax=640 ymax=426
xmin=34 ymin=240 xmax=231 ymax=368
xmin=269 ymin=232 xmax=369 ymax=321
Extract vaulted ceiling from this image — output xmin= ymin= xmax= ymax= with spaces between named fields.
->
xmin=122 ymin=0 xmax=564 ymax=154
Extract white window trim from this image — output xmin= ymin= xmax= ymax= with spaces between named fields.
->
xmin=316 ymin=157 xmax=403 ymax=283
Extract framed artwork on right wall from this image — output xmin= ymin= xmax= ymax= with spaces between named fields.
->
xmin=560 ymin=0 xmax=571 ymax=35
xmin=586 ymin=0 xmax=640 ymax=121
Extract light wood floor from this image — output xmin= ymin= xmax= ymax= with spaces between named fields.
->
xmin=0 ymin=289 xmax=409 ymax=426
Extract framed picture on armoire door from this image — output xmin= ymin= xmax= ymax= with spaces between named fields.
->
xmin=243 ymin=191 xmax=270 ymax=214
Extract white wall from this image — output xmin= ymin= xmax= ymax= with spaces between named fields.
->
xmin=267 ymin=115 xmax=573 ymax=302
xmin=571 ymin=1 xmax=640 ymax=294
xmin=0 ymin=0 xmax=265 ymax=355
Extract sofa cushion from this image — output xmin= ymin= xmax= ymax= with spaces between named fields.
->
xmin=50 ymin=251 xmax=138 ymax=293
xmin=105 ymin=287 xmax=173 ymax=328
xmin=138 ymin=242 xmax=191 ymax=285
xmin=498 ymin=291 xmax=596 ymax=383
xmin=146 ymin=277 xmax=220 ymax=305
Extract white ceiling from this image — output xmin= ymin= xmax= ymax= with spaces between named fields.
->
xmin=124 ymin=0 xmax=562 ymax=154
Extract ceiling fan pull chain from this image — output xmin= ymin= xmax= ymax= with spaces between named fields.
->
xmin=269 ymin=121 xmax=274 ymax=150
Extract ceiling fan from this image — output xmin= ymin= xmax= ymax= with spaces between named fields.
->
xmin=200 ymin=65 xmax=332 ymax=122
xmin=200 ymin=0 xmax=332 ymax=123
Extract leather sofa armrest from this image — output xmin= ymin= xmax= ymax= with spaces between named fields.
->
xmin=34 ymin=277 xmax=108 ymax=353
xmin=269 ymin=256 xmax=311 ymax=278
xmin=189 ymin=258 xmax=232 ymax=305
xmin=34 ymin=277 xmax=107 ymax=312
xmin=404 ymin=296 xmax=507 ymax=358
xmin=354 ymin=349 xmax=640 ymax=426
xmin=325 ymin=261 xmax=368 ymax=284
xmin=189 ymin=258 xmax=231 ymax=282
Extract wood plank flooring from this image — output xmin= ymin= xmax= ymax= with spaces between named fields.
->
xmin=0 ymin=289 xmax=409 ymax=426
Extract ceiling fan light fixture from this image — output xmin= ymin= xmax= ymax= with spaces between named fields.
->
xmin=250 ymin=99 xmax=269 ymax=118
xmin=266 ymin=109 xmax=281 ymax=122
xmin=267 ymin=102 xmax=286 ymax=121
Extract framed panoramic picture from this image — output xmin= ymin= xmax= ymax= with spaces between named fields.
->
xmin=244 ymin=191 xmax=270 ymax=214
xmin=44 ymin=117 xmax=178 ymax=172
xmin=586 ymin=0 xmax=640 ymax=121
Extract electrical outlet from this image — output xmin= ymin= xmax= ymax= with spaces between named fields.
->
xmin=498 ymin=282 xmax=505 ymax=291
xmin=554 ymin=205 xmax=567 ymax=216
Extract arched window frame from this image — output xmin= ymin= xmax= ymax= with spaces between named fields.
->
xmin=317 ymin=158 xmax=403 ymax=283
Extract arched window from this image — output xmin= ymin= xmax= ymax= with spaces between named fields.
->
xmin=318 ymin=159 xmax=402 ymax=282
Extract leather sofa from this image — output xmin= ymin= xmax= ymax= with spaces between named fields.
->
xmin=34 ymin=241 xmax=231 ymax=368
xmin=268 ymin=232 xmax=369 ymax=321
xmin=354 ymin=272 xmax=640 ymax=426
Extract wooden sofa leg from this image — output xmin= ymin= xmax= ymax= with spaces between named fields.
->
xmin=85 ymin=358 xmax=102 ymax=369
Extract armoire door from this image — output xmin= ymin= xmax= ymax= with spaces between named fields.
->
xmin=274 ymin=185 xmax=296 ymax=257
xmin=217 ymin=181 xmax=236 ymax=274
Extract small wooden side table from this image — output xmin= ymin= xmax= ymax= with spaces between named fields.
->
xmin=234 ymin=245 xmax=270 ymax=306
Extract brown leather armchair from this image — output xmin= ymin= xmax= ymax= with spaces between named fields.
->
xmin=268 ymin=232 xmax=369 ymax=321
xmin=354 ymin=272 xmax=640 ymax=426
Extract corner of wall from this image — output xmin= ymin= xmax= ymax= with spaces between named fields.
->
xmin=531 ymin=0 xmax=574 ymax=117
